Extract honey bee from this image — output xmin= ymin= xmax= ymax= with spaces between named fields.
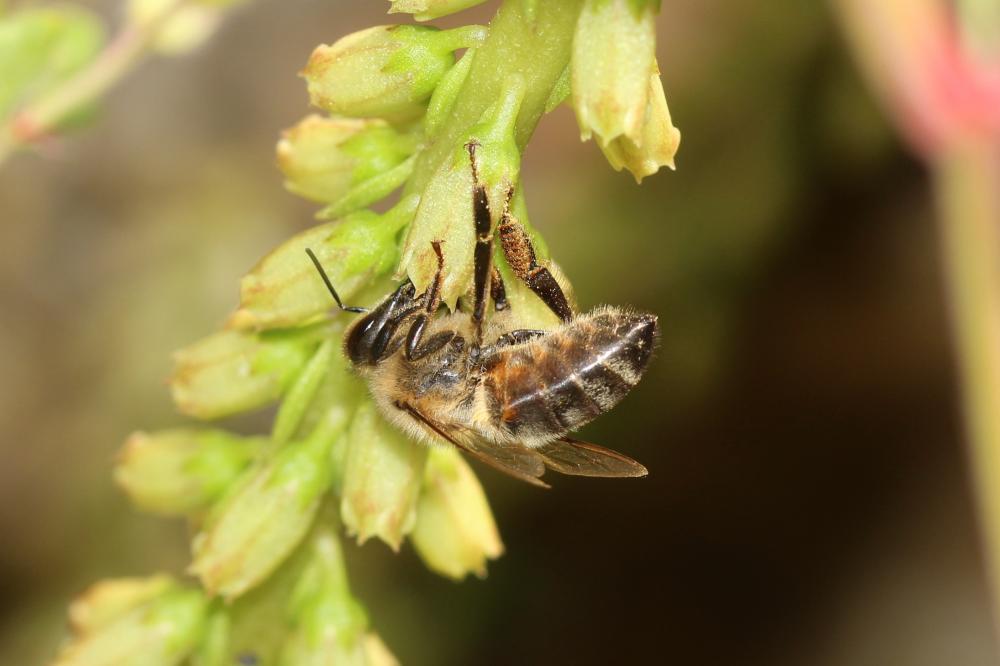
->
xmin=306 ymin=142 xmax=657 ymax=486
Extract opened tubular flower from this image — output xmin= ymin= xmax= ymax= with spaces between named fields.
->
xmin=571 ymin=0 xmax=680 ymax=180
xmin=411 ymin=446 xmax=503 ymax=580
xmin=598 ymin=63 xmax=681 ymax=181
xmin=340 ymin=402 xmax=427 ymax=550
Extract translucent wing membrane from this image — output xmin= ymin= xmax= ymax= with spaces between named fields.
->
xmin=398 ymin=404 xmax=646 ymax=485
xmin=535 ymin=437 xmax=648 ymax=478
xmin=398 ymin=403 xmax=550 ymax=488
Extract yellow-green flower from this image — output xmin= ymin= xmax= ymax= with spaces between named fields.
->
xmin=571 ymin=1 xmax=679 ymax=180
xmin=302 ymin=24 xmax=485 ymax=122
xmin=170 ymin=328 xmax=316 ymax=420
xmin=412 ymin=446 xmax=503 ymax=580
xmin=190 ymin=421 xmax=346 ymax=600
xmin=277 ymin=525 xmax=372 ymax=665
xmin=572 ymin=0 xmax=658 ymax=145
xmin=67 ymin=575 xmax=175 ymax=637
xmin=598 ymin=64 xmax=681 ymax=181
xmin=277 ymin=115 xmax=417 ymax=214
xmin=340 ymin=402 xmax=428 ymax=550
xmin=55 ymin=581 xmax=207 ymax=666
xmin=229 ymin=196 xmax=417 ymax=331
xmin=114 ymin=429 xmax=260 ymax=516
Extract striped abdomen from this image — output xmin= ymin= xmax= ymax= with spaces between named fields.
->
xmin=483 ymin=308 xmax=658 ymax=444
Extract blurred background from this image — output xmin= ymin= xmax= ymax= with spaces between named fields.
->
xmin=2 ymin=0 xmax=996 ymax=664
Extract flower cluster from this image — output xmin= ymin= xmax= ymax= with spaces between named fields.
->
xmin=54 ymin=1 xmax=678 ymax=663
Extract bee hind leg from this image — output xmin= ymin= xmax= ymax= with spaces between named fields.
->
xmin=490 ymin=266 xmax=508 ymax=311
xmin=497 ymin=207 xmax=573 ymax=323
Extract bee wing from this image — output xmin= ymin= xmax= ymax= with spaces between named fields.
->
xmin=398 ymin=402 xmax=550 ymax=488
xmin=536 ymin=437 xmax=648 ymax=478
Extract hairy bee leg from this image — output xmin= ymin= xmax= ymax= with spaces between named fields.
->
xmin=405 ymin=241 xmax=445 ymax=361
xmin=466 ymin=140 xmax=498 ymax=345
xmin=491 ymin=267 xmax=508 ymax=311
xmin=497 ymin=212 xmax=573 ymax=323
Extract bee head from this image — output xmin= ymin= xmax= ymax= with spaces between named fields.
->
xmin=344 ymin=280 xmax=418 ymax=366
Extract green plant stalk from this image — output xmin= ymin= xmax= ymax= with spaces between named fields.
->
xmin=0 ymin=0 xmax=188 ymax=165
xmin=934 ymin=141 xmax=1000 ymax=634
xmin=406 ymin=0 xmax=584 ymax=194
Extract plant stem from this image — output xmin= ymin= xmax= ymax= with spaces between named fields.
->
xmin=0 ymin=0 xmax=188 ymax=166
xmin=406 ymin=0 xmax=584 ymax=194
xmin=934 ymin=141 xmax=1000 ymax=634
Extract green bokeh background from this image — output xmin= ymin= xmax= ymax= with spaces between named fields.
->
xmin=1 ymin=1 xmax=994 ymax=664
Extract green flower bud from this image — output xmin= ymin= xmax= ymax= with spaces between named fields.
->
xmin=67 ymin=575 xmax=175 ymax=637
xmin=55 ymin=584 xmax=207 ymax=666
xmin=302 ymin=24 xmax=486 ymax=121
xmin=277 ymin=115 xmax=417 ymax=214
xmin=412 ymin=446 xmax=503 ymax=580
xmin=401 ymin=78 xmax=525 ymax=305
xmin=341 ymin=402 xmax=428 ymax=551
xmin=229 ymin=196 xmax=417 ymax=330
xmin=277 ymin=527 xmax=370 ymax=666
xmin=114 ymin=429 xmax=260 ymax=516
xmin=389 ymin=0 xmax=489 ymax=22
xmin=170 ymin=328 xmax=317 ymax=420
xmin=572 ymin=0 xmax=657 ymax=146
xmin=190 ymin=419 xmax=347 ymax=600
xmin=598 ymin=65 xmax=681 ymax=182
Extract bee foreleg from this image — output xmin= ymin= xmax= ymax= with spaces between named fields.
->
xmin=406 ymin=330 xmax=456 ymax=361
xmin=404 ymin=313 xmax=456 ymax=361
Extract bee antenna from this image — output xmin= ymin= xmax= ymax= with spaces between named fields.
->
xmin=305 ymin=248 xmax=368 ymax=313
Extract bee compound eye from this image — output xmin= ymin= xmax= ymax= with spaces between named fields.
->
xmin=345 ymin=314 xmax=379 ymax=365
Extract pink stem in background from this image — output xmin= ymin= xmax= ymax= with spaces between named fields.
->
xmin=838 ymin=0 xmax=1000 ymax=646
xmin=896 ymin=12 xmax=1000 ymax=155
xmin=0 ymin=0 xmax=188 ymax=166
